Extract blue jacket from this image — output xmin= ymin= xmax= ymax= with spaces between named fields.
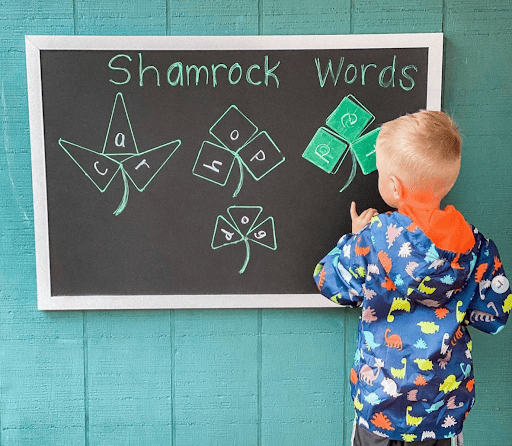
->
xmin=314 ymin=210 xmax=511 ymax=442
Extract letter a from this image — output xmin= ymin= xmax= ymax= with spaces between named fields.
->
xmin=115 ymin=133 xmax=126 ymax=148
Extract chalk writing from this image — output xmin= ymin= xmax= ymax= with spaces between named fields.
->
xmin=315 ymin=56 xmax=417 ymax=91
xmin=109 ymin=53 xmax=281 ymax=88
xmin=212 ymin=206 xmax=277 ymax=274
xmin=59 ymin=92 xmax=181 ymax=215
xmin=94 ymin=161 xmax=109 ymax=176
xmin=193 ymin=105 xmax=285 ymax=197
xmin=107 ymin=53 xmax=420 ymax=91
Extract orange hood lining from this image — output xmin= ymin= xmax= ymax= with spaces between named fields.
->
xmin=398 ymin=204 xmax=475 ymax=254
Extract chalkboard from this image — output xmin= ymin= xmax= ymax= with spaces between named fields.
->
xmin=26 ymin=34 xmax=443 ymax=310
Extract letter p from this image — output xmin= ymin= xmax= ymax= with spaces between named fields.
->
xmin=250 ymin=150 xmax=266 ymax=163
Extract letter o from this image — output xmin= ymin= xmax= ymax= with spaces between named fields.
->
xmin=344 ymin=64 xmax=358 ymax=84
xmin=228 ymin=63 xmax=243 ymax=85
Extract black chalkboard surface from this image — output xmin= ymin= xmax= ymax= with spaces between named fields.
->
xmin=26 ymin=35 xmax=443 ymax=309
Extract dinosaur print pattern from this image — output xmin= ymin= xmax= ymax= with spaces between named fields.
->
xmin=359 ymin=358 xmax=384 ymax=386
xmin=313 ymin=210 xmax=511 ymax=441
xmin=384 ymin=329 xmax=403 ymax=350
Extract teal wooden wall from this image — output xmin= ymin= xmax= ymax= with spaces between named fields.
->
xmin=1 ymin=1 xmax=511 ymax=445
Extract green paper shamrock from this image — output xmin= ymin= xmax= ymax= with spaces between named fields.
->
xmin=302 ymin=94 xmax=380 ymax=192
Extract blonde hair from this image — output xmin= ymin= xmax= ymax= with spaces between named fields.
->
xmin=377 ymin=110 xmax=462 ymax=199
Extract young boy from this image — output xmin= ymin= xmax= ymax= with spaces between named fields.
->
xmin=314 ymin=111 xmax=511 ymax=445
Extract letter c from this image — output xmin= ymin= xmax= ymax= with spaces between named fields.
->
xmin=246 ymin=64 xmax=262 ymax=86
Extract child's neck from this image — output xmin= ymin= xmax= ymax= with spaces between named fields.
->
xmin=396 ymin=195 xmax=442 ymax=229
xmin=397 ymin=200 xmax=474 ymax=253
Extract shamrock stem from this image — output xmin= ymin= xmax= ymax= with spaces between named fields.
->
xmin=339 ymin=148 xmax=358 ymax=193
xmin=239 ymin=238 xmax=251 ymax=274
xmin=233 ymin=155 xmax=244 ymax=198
xmin=113 ymin=168 xmax=130 ymax=216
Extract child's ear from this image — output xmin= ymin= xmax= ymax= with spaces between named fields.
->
xmin=389 ymin=175 xmax=403 ymax=201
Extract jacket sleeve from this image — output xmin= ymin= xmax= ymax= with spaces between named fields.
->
xmin=466 ymin=237 xmax=511 ymax=335
xmin=313 ymin=228 xmax=372 ymax=307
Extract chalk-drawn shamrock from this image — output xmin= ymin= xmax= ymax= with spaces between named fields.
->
xmin=193 ymin=105 xmax=285 ymax=197
xmin=59 ymin=92 xmax=181 ymax=215
xmin=302 ymin=94 xmax=380 ymax=192
xmin=212 ymin=205 xmax=277 ymax=274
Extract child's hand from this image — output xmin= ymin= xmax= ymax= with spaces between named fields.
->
xmin=350 ymin=201 xmax=378 ymax=233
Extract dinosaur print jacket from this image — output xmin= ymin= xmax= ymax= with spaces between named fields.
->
xmin=314 ymin=210 xmax=511 ymax=442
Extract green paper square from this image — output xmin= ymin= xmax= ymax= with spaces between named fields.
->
xmin=302 ymin=127 xmax=349 ymax=174
xmin=325 ymin=95 xmax=374 ymax=143
xmin=351 ymin=128 xmax=380 ymax=175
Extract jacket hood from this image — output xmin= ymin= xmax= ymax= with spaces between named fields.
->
xmin=368 ymin=209 xmax=477 ymax=307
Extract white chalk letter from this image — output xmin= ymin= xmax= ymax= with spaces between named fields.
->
xmin=222 ymin=229 xmax=234 ymax=241
xmin=315 ymin=144 xmax=333 ymax=164
xmin=94 ymin=161 xmax=108 ymax=176
xmin=115 ymin=133 xmax=126 ymax=148
xmin=203 ymin=160 xmax=223 ymax=173
xmin=250 ymin=150 xmax=266 ymax=162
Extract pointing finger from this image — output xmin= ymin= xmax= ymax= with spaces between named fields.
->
xmin=350 ymin=201 xmax=358 ymax=220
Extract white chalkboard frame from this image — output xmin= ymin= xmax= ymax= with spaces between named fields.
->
xmin=26 ymin=33 xmax=443 ymax=310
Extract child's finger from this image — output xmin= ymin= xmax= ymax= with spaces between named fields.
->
xmin=350 ymin=201 xmax=358 ymax=220
xmin=362 ymin=208 xmax=378 ymax=221
xmin=361 ymin=208 xmax=374 ymax=218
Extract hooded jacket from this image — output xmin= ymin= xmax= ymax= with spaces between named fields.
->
xmin=314 ymin=207 xmax=511 ymax=442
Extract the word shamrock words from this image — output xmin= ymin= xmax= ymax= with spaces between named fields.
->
xmin=212 ymin=206 xmax=277 ymax=274
xmin=59 ymin=92 xmax=181 ymax=215
xmin=302 ymin=94 xmax=380 ymax=192
xmin=193 ymin=106 xmax=285 ymax=197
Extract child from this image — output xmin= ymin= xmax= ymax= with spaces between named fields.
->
xmin=314 ymin=111 xmax=511 ymax=446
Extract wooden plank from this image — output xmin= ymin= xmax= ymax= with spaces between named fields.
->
xmin=75 ymin=0 xmax=167 ymax=35
xmin=465 ymin=409 xmax=512 ymax=446
xmin=342 ymin=311 xmax=360 ymax=445
xmin=442 ymin=1 xmax=512 ymax=256
xmin=442 ymin=2 xmax=512 ymax=445
xmin=168 ymin=0 xmax=259 ymax=35
xmin=261 ymin=309 xmax=347 ymax=445
xmin=261 ymin=0 xmax=351 ymax=35
xmin=443 ymin=2 xmax=512 ymax=136
xmin=447 ymin=134 xmax=512 ymax=254
xmin=0 ymin=336 xmax=85 ymax=445
xmin=84 ymin=311 xmax=172 ymax=445
xmin=352 ymin=0 xmax=443 ymax=34
xmin=443 ymin=2 xmax=512 ymax=239
xmin=462 ymin=329 xmax=512 ymax=446
xmin=0 ymin=0 xmax=74 ymax=51
xmin=173 ymin=310 xmax=259 ymax=445
xmin=0 ymin=2 xmax=87 ymax=443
